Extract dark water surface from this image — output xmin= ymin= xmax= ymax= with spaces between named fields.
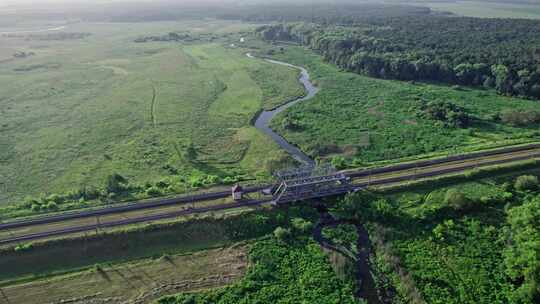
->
xmin=248 ymin=53 xmax=319 ymax=166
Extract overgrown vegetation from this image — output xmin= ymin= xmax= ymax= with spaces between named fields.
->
xmin=0 ymin=205 xmax=318 ymax=284
xmin=1 ymin=21 xmax=303 ymax=209
xmin=327 ymin=170 xmax=540 ymax=303
xmin=263 ymin=46 xmax=540 ymax=164
xmin=158 ymin=220 xmax=359 ymax=304
xmin=505 ymin=196 xmax=540 ymax=303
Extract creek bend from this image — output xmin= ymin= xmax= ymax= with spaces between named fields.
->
xmin=247 ymin=53 xmax=318 ymax=166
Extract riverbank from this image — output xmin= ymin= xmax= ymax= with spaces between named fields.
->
xmin=247 ymin=53 xmax=318 ymax=166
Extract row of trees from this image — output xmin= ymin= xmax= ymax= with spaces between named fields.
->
xmin=257 ymin=18 xmax=540 ymax=99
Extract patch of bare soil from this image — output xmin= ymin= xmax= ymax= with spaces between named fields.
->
xmin=2 ymin=246 xmax=248 ymax=304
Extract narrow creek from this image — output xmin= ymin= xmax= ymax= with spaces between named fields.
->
xmin=247 ymin=53 xmax=318 ymax=166
xmin=313 ymin=205 xmax=384 ymax=304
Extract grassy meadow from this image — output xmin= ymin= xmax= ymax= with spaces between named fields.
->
xmin=266 ymin=46 xmax=540 ymax=164
xmin=0 ymin=20 xmax=304 ymax=207
xmin=420 ymin=1 xmax=540 ymax=19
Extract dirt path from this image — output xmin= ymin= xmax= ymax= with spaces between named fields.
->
xmin=313 ymin=206 xmax=389 ymax=304
xmin=150 ymin=84 xmax=157 ymax=127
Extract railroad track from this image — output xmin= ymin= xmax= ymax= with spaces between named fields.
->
xmin=1 ymin=143 xmax=540 ymax=245
xmin=0 ymin=186 xmax=267 ymax=230
xmin=0 ymin=199 xmax=270 ymax=245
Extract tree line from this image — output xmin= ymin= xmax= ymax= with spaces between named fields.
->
xmin=257 ymin=17 xmax=540 ymax=100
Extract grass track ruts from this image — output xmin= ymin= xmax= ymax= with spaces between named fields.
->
xmin=150 ymin=83 xmax=157 ymax=127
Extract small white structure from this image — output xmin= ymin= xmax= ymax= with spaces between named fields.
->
xmin=232 ymin=184 xmax=243 ymax=201
xmin=240 ymin=37 xmax=245 ymax=43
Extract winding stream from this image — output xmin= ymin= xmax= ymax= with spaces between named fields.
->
xmin=247 ymin=53 xmax=318 ymax=166
xmin=314 ymin=206 xmax=388 ymax=304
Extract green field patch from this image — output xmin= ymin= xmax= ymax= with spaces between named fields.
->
xmin=247 ymin=61 xmax=305 ymax=110
xmin=0 ymin=21 xmax=303 ymax=207
xmin=267 ymin=46 xmax=540 ymax=164
xmin=423 ymin=1 xmax=540 ymax=19
xmin=158 ymin=234 xmax=358 ymax=304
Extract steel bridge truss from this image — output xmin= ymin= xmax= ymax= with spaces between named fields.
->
xmin=272 ymin=165 xmax=353 ymax=204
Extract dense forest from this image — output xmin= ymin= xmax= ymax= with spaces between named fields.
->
xmin=218 ymin=3 xmax=439 ymax=24
xmin=257 ymin=17 xmax=540 ymax=99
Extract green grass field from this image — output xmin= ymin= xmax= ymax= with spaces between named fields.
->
xmin=266 ymin=46 xmax=540 ymax=164
xmin=419 ymin=0 xmax=540 ymax=19
xmin=0 ymin=20 xmax=304 ymax=206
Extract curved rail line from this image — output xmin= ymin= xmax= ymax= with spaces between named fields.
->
xmin=1 ymin=148 xmax=539 ymax=245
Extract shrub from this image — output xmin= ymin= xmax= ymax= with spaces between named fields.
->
xmin=503 ymin=192 xmax=514 ymax=201
xmin=14 ymin=243 xmax=33 ymax=252
xmin=432 ymin=219 xmax=455 ymax=242
xmin=373 ymin=199 xmax=394 ymax=220
xmin=331 ymin=156 xmax=347 ymax=170
xmin=46 ymin=194 xmax=62 ymax=203
xmin=156 ymin=180 xmax=170 ymax=188
xmin=273 ymin=227 xmax=291 ymax=242
xmin=146 ymin=187 xmax=161 ymax=196
xmin=514 ymin=175 xmax=539 ymax=192
xmin=222 ymin=176 xmax=237 ymax=184
xmin=79 ymin=186 xmax=101 ymax=200
xmin=291 ymin=218 xmax=313 ymax=234
xmin=203 ymin=175 xmax=220 ymax=185
xmin=281 ymin=116 xmax=301 ymax=130
xmin=45 ymin=201 xmax=58 ymax=210
xmin=105 ymin=173 xmax=128 ymax=194
xmin=30 ymin=203 xmax=41 ymax=212
xmin=22 ymin=197 xmax=38 ymax=209
xmin=444 ymin=189 xmax=473 ymax=211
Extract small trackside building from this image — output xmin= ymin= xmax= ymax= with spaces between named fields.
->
xmin=232 ymin=184 xmax=243 ymax=201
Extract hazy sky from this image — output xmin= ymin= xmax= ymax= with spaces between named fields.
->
xmin=0 ymin=0 xmax=203 ymax=7
xmin=0 ymin=0 xmax=155 ymax=5
xmin=0 ymin=0 xmax=378 ymax=7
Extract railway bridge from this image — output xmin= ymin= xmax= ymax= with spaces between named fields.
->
xmin=2 ymin=143 xmax=540 ymax=245
xmin=271 ymin=164 xmax=356 ymax=204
